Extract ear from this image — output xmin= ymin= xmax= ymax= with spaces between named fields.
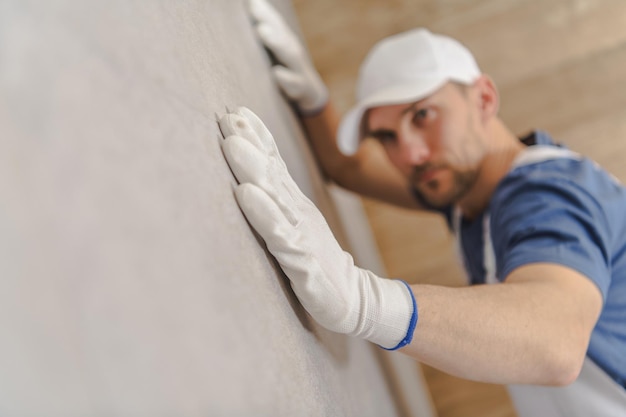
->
xmin=474 ymin=75 xmax=500 ymax=123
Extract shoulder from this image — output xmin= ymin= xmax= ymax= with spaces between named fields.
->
xmin=490 ymin=150 xmax=614 ymax=243
xmin=492 ymin=141 xmax=625 ymax=227
xmin=489 ymin=153 xmax=617 ymax=292
xmin=492 ymin=151 xmax=609 ymax=220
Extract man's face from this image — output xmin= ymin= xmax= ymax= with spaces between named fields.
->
xmin=365 ymin=82 xmax=488 ymax=208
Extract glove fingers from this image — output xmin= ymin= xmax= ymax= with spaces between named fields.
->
xmin=222 ymin=134 xmax=300 ymax=226
xmin=273 ymin=66 xmax=305 ymax=100
xmin=235 ymin=183 xmax=297 ymax=255
xmin=227 ymin=107 xmax=295 ymax=184
xmin=236 ymin=187 xmax=356 ymax=337
xmin=249 ymin=0 xmax=296 ymax=66
xmin=255 ymin=23 xmax=281 ymax=50
xmin=221 ymin=134 xmax=267 ymax=185
xmin=248 ymin=0 xmax=282 ymax=27
xmin=233 ymin=106 xmax=308 ymax=202
xmin=219 ymin=108 xmax=282 ymax=159
xmin=255 ymin=23 xmax=299 ymax=67
xmin=219 ymin=113 xmax=265 ymax=152
xmin=235 ymin=183 xmax=332 ymax=325
xmin=231 ymin=107 xmax=281 ymax=156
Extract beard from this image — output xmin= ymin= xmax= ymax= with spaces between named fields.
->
xmin=409 ymin=164 xmax=478 ymax=210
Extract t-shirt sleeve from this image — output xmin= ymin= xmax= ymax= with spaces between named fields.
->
xmin=491 ymin=170 xmax=611 ymax=299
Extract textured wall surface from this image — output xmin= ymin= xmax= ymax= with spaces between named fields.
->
xmin=0 ymin=1 xmax=402 ymax=415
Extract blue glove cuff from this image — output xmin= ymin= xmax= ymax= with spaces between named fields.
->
xmin=380 ymin=280 xmax=418 ymax=351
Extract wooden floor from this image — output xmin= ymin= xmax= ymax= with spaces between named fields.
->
xmin=293 ymin=1 xmax=626 ymax=416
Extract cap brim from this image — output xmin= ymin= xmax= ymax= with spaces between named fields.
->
xmin=337 ymin=79 xmax=447 ymax=155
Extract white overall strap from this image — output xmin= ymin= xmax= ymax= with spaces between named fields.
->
xmin=453 ymin=204 xmax=498 ymax=285
xmin=482 ymin=212 xmax=498 ymax=284
xmin=510 ymin=144 xmax=582 ymax=169
xmin=451 ymin=205 xmax=471 ymax=285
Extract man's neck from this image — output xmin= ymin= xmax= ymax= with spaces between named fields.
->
xmin=457 ymin=120 xmax=525 ymax=220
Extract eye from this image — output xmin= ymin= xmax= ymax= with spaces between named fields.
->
xmin=411 ymin=107 xmax=434 ymax=127
xmin=371 ymin=130 xmax=396 ymax=144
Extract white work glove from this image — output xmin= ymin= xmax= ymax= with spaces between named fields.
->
xmin=219 ymin=107 xmax=417 ymax=350
xmin=248 ymin=0 xmax=329 ymax=115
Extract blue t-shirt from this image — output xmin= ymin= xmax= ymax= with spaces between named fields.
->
xmin=441 ymin=131 xmax=626 ymax=387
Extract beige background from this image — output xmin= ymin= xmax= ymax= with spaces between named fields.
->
xmin=293 ymin=0 xmax=626 ymax=416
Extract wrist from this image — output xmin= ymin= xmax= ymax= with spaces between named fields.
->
xmin=378 ymin=281 xmax=418 ymax=350
xmin=357 ymin=275 xmax=418 ymax=350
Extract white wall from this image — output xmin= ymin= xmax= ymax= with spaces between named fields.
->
xmin=0 ymin=1 xmax=409 ymax=415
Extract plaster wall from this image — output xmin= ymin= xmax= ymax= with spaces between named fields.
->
xmin=0 ymin=1 xmax=404 ymax=415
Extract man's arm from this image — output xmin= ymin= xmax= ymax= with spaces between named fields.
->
xmin=301 ymin=103 xmax=420 ymax=208
xmin=402 ymin=263 xmax=603 ymax=386
xmin=249 ymin=0 xmax=419 ymax=209
xmin=219 ymin=107 xmax=602 ymax=386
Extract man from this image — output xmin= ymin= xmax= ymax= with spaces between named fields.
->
xmin=219 ymin=0 xmax=626 ymax=414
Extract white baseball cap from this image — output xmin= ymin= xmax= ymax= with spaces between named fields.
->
xmin=337 ymin=28 xmax=481 ymax=155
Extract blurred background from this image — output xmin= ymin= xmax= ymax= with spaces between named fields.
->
xmin=292 ymin=1 xmax=626 ymax=416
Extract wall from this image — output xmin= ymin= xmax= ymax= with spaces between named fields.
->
xmin=0 ymin=1 xmax=420 ymax=415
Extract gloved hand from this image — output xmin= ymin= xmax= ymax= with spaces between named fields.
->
xmin=248 ymin=0 xmax=329 ymax=115
xmin=219 ymin=107 xmax=417 ymax=350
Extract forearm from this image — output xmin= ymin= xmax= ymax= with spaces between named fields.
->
xmin=401 ymin=267 xmax=601 ymax=386
xmin=249 ymin=0 xmax=418 ymax=209
xmin=302 ymin=103 xmax=420 ymax=209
